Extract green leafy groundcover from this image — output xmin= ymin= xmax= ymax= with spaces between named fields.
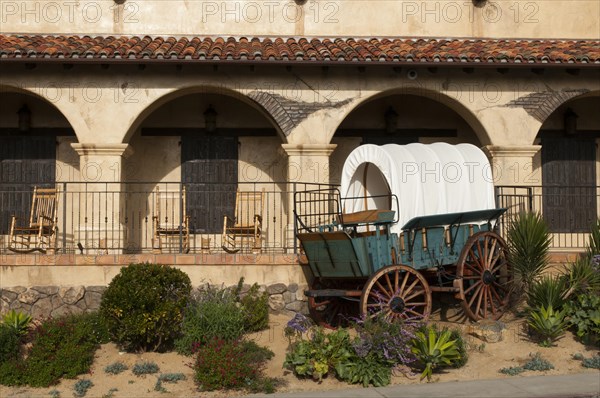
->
xmin=0 ymin=312 xmax=109 ymax=387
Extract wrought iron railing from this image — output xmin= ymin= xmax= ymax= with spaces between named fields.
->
xmin=0 ymin=181 xmax=332 ymax=255
xmin=496 ymin=185 xmax=598 ymax=250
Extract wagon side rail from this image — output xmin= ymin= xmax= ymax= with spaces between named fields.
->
xmin=293 ymin=188 xmax=343 ymax=234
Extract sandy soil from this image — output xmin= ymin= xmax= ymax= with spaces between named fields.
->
xmin=1 ymin=303 xmax=598 ymax=398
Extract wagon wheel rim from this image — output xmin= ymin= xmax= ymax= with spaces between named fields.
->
xmin=456 ymin=231 xmax=512 ymax=321
xmin=360 ymin=265 xmax=432 ymax=322
xmin=307 ymin=280 xmax=359 ymax=329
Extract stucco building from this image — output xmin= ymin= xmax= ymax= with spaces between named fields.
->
xmin=0 ymin=1 xmax=599 ymax=301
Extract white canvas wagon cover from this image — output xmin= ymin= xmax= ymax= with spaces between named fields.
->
xmin=340 ymin=143 xmax=496 ymax=234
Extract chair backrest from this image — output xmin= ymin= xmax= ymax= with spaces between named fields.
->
xmin=29 ymin=187 xmax=59 ymax=228
xmin=155 ymin=186 xmax=187 ymax=227
xmin=234 ymin=189 xmax=265 ymax=227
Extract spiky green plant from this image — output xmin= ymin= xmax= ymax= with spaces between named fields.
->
xmin=507 ymin=212 xmax=551 ymax=293
xmin=526 ymin=275 xmax=569 ymax=310
xmin=2 ymin=310 xmax=32 ymax=337
xmin=411 ymin=326 xmax=461 ymax=381
xmin=528 ymin=305 xmax=569 ymax=347
xmin=585 ymin=219 xmax=600 ymax=260
xmin=562 ymin=256 xmax=600 ymax=297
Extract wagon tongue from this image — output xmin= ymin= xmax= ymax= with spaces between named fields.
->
xmin=390 ymin=297 xmax=405 ymax=313
xmin=482 ymin=270 xmax=495 ymax=285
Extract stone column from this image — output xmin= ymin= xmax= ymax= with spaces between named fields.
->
xmin=281 ymin=144 xmax=337 ymax=252
xmin=483 ymin=145 xmax=542 ymax=215
xmin=70 ymin=144 xmax=134 ymax=254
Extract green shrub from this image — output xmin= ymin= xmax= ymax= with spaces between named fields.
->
xmin=0 ymin=325 xmax=20 ymax=364
xmin=410 ymin=325 xmax=462 ymax=381
xmin=449 ymin=328 xmax=468 ymax=368
xmin=528 ymin=305 xmax=569 ymax=347
xmin=100 ymin=263 xmax=192 ymax=352
xmin=563 ymin=257 xmax=600 ymax=298
xmin=527 ymin=275 xmax=569 ymax=310
xmin=237 ymin=281 xmax=269 ymax=332
xmin=499 ymin=366 xmax=524 ymax=376
xmin=73 ymin=379 xmax=93 ymax=397
xmin=581 ymin=354 xmax=600 ymax=369
xmin=564 ymin=292 xmax=600 ymax=345
xmin=104 ymin=362 xmax=128 ymax=375
xmin=0 ymin=312 xmax=106 ymax=387
xmin=522 ymin=352 xmax=554 ymax=371
xmin=284 ymin=327 xmax=353 ymax=382
xmin=193 ymin=338 xmax=274 ymax=392
xmin=175 ymin=284 xmax=245 ymax=355
xmin=585 ymin=219 xmax=600 ymax=260
xmin=2 ymin=310 xmax=32 ymax=337
xmin=507 ymin=212 xmax=551 ymax=293
xmin=132 ymin=361 xmax=160 ymax=376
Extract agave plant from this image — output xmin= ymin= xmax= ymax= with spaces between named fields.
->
xmin=2 ymin=309 xmax=32 ymax=337
xmin=528 ymin=305 xmax=569 ymax=347
xmin=506 ymin=212 xmax=551 ymax=293
xmin=526 ymin=274 xmax=569 ymax=310
xmin=562 ymin=256 xmax=600 ymax=298
xmin=411 ymin=326 xmax=461 ymax=381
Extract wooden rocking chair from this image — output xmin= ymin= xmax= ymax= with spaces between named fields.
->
xmin=152 ymin=186 xmax=190 ymax=253
xmin=8 ymin=186 xmax=59 ymax=254
xmin=222 ymin=188 xmax=265 ymax=253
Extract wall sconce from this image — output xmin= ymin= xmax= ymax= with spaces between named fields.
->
xmin=204 ymin=105 xmax=218 ymax=133
xmin=17 ymin=104 xmax=31 ymax=133
xmin=384 ymin=107 xmax=398 ymax=134
xmin=564 ymin=108 xmax=578 ymax=135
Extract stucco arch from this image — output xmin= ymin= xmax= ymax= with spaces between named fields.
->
xmin=0 ymin=84 xmax=77 ymax=138
xmin=535 ymin=90 xmax=600 ymax=139
xmin=122 ymin=85 xmax=287 ymax=144
xmin=330 ymin=86 xmax=491 ymax=146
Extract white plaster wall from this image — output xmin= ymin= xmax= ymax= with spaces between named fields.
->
xmin=0 ymin=0 xmax=598 ymax=39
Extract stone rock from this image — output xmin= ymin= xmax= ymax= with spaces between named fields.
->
xmin=267 ymin=283 xmax=287 ymax=295
xmin=0 ymin=299 xmax=9 ymax=315
xmin=51 ymin=305 xmax=83 ymax=318
xmin=268 ymin=294 xmax=286 ymax=312
xmin=31 ymin=297 xmax=54 ymax=319
xmin=59 ymin=286 xmax=85 ymax=305
xmin=468 ymin=320 xmax=506 ymax=343
xmin=296 ymin=284 xmax=309 ymax=302
xmin=86 ymin=286 xmax=107 ymax=294
xmin=84 ymin=291 xmax=103 ymax=310
xmin=18 ymin=290 xmax=41 ymax=305
xmin=31 ymin=286 xmax=59 ymax=296
xmin=285 ymin=301 xmax=306 ymax=313
xmin=10 ymin=302 xmax=30 ymax=313
xmin=283 ymin=291 xmax=296 ymax=304
xmin=4 ymin=287 xmax=27 ymax=295
xmin=1 ymin=289 xmax=18 ymax=302
xmin=238 ymin=284 xmax=251 ymax=295
xmin=287 ymin=283 xmax=299 ymax=293
xmin=51 ymin=295 xmax=64 ymax=309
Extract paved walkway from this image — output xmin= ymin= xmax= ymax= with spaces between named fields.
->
xmin=246 ymin=372 xmax=600 ymax=398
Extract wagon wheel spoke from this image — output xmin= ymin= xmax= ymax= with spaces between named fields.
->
xmin=488 ymin=287 xmax=498 ymax=315
xmin=374 ymin=280 xmax=392 ymax=299
xmin=464 ymin=280 xmax=482 ymax=295
xmin=361 ymin=265 xmax=431 ymax=322
xmin=486 ymin=238 xmax=497 ymax=270
xmin=468 ymin=283 xmax=484 ymax=308
xmin=465 ymin=261 xmax=482 ymax=275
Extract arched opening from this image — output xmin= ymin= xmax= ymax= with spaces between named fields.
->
xmin=0 ymin=88 xmax=78 ymax=253
xmin=534 ymin=93 xmax=600 ymax=240
xmin=330 ymin=93 xmax=485 ymax=185
xmin=124 ymin=90 xmax=286 ymax=253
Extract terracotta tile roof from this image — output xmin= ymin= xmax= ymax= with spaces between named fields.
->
xmin=1 ymin=34 xmax=598 ymax=66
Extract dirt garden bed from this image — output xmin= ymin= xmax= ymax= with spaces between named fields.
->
xmin=1 ymin=302 xmax=598 ymax=398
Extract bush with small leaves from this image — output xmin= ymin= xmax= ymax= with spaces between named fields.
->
xmin=104 ymin=362 xmax=128 ymax=375
xmin=100 ymin=263 xmax=192 ymax=352
xmin=581 ymin=354 xmax=600 ymax=369
xmin=73 ymin=379 xmax=93 ymax=397
xmin=499 ymin=366 xmax=524 ymax=376
xmin=235 ymin=279 xmax=269 ymax=332
xmin=132 ymin=361 xmax=160 ymax=376
xmin=193 ymin=338 xmax=275 ymax=392
xmin=49 ymin=389 xmax=60 ymax=398
xmin=523 ymin=352 xmax=554 ymax=371
xmin=154 ymin=373 xmax=187 ymax=392
xmin=0 ymin=325 xmax=20 ymax=364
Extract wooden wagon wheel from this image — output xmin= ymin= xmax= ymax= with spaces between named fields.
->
xmin=360 ymin=265 xmax=432 ymax=322
xmin=307 ymin=280 xmax=359 ymax=328
xmin=455 ymin=231 xmax=512 ymax=321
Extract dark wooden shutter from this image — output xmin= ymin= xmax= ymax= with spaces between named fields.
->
xmin=542 ymin=134 xmax=596 ymax=232
xmin=0 ymin=136 xmax=56 ymax=234
xmin=181 ymin=135 xmax=238 ymax=233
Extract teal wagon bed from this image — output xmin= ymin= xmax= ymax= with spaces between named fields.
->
xmin=294 ymin=143 xmax=513 ymax=327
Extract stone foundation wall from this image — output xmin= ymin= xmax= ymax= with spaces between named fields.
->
xmin=0 ymin=283 xmax=309 ymax=320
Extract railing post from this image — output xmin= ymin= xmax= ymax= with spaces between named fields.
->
xmin=62 ymin=182 xmax=68 ymax=254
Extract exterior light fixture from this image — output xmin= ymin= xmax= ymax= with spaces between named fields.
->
xmin=384 ymin=107 xmax=398 ymax=134
xmin=17 ymin=104 xmax=31 ymax=133
xmin=564 ymin=108 xmax=578 ymax=135
xmin=204 ymin=105 xmax=218 ymax=133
